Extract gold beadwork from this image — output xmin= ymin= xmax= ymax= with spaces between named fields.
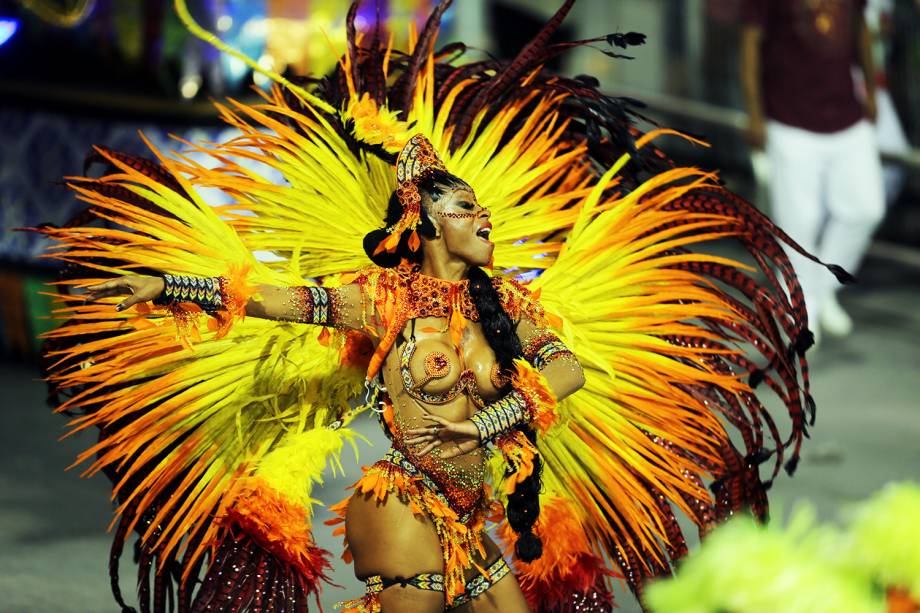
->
xmin=358 ymin=263 xmax=548 ymax=379
xmin=377 ymin=134 xmax=449 ymax=255
xmin=426 ymin=352 xmax=450 ymax=376
xmin=284 ymin=286 xmax=352 ymax=326
xmin=522 ymin=329 xmax=575 ymax=369
xmin=412 ymin=351 xmax=451 ymax=390
xmin=399 ymin=420 xmax=485 ymax=513
xmin=436 ymin=210 xmax=477 ymax=220
xmin=490 ymin=363 xmax=509 ymax=390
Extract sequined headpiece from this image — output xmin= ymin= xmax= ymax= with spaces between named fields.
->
xmin=374 ymin=133 xmax=447 ymax=255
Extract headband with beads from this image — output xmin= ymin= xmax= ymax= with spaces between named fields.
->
xmin=374 ymin=133 xmax=447 ymax=255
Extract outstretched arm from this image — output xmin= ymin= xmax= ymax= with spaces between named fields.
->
xmin=238 ymin=283 xmax=365 ymax=328
xmin=84 ymin=274 xmax=368 ymax=330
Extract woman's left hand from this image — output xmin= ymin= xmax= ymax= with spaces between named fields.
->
xmin=404 ymin=412 xmax=482 ymax=459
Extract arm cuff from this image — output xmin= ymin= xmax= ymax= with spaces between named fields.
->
xmin=470 ymin=390 xmax=528 ymax=442
xmin=153 ymin=274 xmax=224 ymax=312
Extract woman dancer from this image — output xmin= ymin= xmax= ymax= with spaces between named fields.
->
xmin=85 ymin=137 xmax=582 ymax=611
xmin=36 ymin=0 xmax=851 ymax=610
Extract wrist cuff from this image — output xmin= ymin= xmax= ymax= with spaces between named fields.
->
xmin=470 ymin=390 xmax=528 ymax=442
xmin=153 ymin=274 xmax=224 ymax=312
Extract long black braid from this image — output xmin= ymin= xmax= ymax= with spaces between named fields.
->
xmin=362 ymin=169 xmax=544 ymax=562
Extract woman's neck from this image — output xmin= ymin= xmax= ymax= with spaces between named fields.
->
xmin=419 ymin=258 xmax=469 ymax=282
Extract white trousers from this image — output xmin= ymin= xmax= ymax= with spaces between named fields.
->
xmin=875 ymin=88 xmax=909 ymax=205
xmin=766 ymin=119 xmax=885 ymax=319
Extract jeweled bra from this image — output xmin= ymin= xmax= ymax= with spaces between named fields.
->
xmin=395 ymin=269 xmax=509 ymax=407
xmin=399 ymin=334 xmax=507 ymax=408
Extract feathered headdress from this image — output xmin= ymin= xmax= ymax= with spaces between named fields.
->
xmin=374 ymin=133 xmax=447 ymax=255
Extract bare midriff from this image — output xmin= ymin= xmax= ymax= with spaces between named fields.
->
xmin=378 ymin=315 xmax=503 ymax=516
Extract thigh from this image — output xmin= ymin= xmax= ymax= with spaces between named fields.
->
xmin=453 ymin=534 xmax=529 ymax=613
xmin=346 ymin=491 xmax=446 ymax=612
xmin=345 ymin=488 xmax=444 ymax=580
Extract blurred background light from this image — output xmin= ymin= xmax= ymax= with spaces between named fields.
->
xmin=179 ymin=74 xmax=201 ymax=99
xmin=0 ymin=18 xmax=19 ymax=47
xmin=16 ymin=0 xmax=96 ymax=28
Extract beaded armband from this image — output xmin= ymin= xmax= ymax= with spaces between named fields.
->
xmin=153 ymin=274 xmax=224 ymax=312
xmin=469 ymin=390 xmax=528 ymax=442
xmin=287 ymin=286 xmax=342 ymax=325
xmin=522 ymin=330 xmax=575 ymax=370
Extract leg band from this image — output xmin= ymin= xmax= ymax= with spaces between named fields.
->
xmin=373 ymin=572 xmax=446 ymax=593
xmin=337 ymin=572 xmax=446 ymax=612
xmin=341 ymin=558 xmax=509 ymax=611
xmin=450 ymin=557 xmax=511 ymax=609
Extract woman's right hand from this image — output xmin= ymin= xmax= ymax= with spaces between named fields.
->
xmin=404 ymin=412 xmax=483 ymax=459
xmin=84 ymin=275 xmax=165 ymax=311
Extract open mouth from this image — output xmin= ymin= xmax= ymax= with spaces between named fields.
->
xmin=475 ymin=227 xmax=492 ymax=242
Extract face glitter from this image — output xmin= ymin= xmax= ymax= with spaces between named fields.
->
xmin=436 ymin=210 xmax=478 ymax=220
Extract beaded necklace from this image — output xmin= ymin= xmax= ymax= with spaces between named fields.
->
xmin=402 ymin=267 xmax=479 ymax=321
xmin=363 ymin=263 xmax=477 ymax=378
xmin=361 ymin=262 xmax=544 ymax=379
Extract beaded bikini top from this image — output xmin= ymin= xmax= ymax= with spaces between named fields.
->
xmin=399 ymin=321 xmax=507 ymax=408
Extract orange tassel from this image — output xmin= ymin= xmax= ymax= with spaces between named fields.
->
xmin=448 ymin=287 xmax=466 ymax=347
xmin=373 ymin=231 xmax=400 ymax=255
xmin=449 ymin=308 xmax=465 ymax=347
xmin=408 ymin=230 xmax=420 ymax=251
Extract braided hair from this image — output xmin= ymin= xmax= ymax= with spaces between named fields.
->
xmin=362 ymin=169 xmax=544 ymax=561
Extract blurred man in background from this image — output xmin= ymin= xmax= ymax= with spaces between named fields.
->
xmin=888 ymin=0 xmax=920 ymax=149
xmin=740 ymin=0 xmax=885 ymax=344
xmin=866 ymin=0 xmax=910 ymax=206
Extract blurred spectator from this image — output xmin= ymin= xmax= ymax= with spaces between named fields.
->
xmin=865 ymin=0 xmax=910 ymax=206
xmin=740 ymin=0 xmax=884 ymax=344
xmin=888 ymin=0 xmax=920 ymax=147
xmin=703 ymin=0 xmax=743 ymax=108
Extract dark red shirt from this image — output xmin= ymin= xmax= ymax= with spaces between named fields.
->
xmin=742 ymin=0 xmax=867 ymax=133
